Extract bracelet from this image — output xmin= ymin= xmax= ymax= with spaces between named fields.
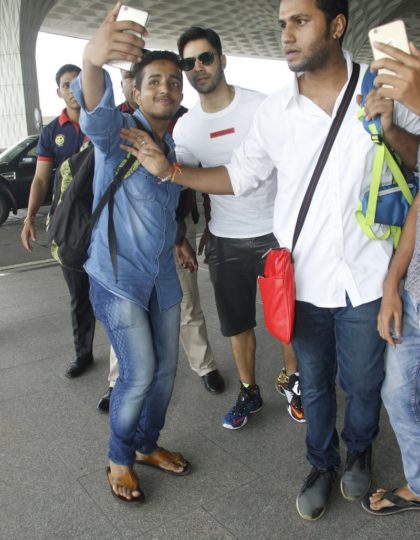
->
xmin=158 ymin=162 xmax=183 ymax=183
xmin=23 ymin=215 xmax=35 ymax=224
xmin=171 ymin=162 xmax=183 ymax=182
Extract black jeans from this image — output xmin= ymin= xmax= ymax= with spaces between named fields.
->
xmin=61 ymin=266 xmax=95 ymax=363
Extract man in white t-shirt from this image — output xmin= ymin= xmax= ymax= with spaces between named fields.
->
xmin=173 ymin=26 xmax=303 ymax=430
xmin=121 ymin=0 xmax=420 ymax=520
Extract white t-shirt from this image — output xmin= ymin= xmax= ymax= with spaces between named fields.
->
xmin=173 ymin=86 xmax=276 ymax=238
xmin=226 ymin=53 xmax=420 ymax=308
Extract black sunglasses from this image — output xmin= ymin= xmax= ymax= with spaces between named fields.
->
xmin=181 ymin=51 xmax=215 ymax=72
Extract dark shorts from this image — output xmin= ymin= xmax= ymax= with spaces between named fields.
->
xmin=205 ymin=232 xmax=278 ymax=337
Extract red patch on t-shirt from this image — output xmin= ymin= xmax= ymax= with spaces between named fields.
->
xmin=209 ymin=128 xmax=235 ymax=138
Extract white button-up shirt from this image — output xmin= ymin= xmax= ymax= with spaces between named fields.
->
xmin=226 ymin=53 xmax=420 ymax=308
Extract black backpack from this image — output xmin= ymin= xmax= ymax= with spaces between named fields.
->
xmin=47 ymin=141 xmax=137 ymax=272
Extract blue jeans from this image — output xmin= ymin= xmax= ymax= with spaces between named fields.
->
xmin=381 ymin=290 xmax=420 ymax=496
xmin=89 ymin=279 xmax=180 ymax=465
xmin=292 ymin=296 xmax=385 ymax=470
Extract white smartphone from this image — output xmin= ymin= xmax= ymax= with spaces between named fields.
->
xmin=108 ymin=5 xmax=149 ymax=71
xmin=368 ymin=20 xmax=410 ymax=76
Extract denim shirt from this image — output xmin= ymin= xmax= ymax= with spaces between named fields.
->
xmin=72 ymin=71 xmax=182 ymax=311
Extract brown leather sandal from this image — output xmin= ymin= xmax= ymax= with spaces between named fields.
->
xmin=135 ymin=447 xmax=191 ymax=476
xmin=106 ymin=466 xmax=145 ymax=503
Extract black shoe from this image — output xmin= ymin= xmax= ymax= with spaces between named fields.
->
xmin=296 ymin=467 xmax=336 ymax=521
xmin=202 ymin=370 xmax=225 ymax=394
xmin=97 ymin=387 xmax=113 ymax=413
xmin=65 ymin=356 xmax=93 ymax=378
xmin=340 ymin=446 xmax=372 ymax=501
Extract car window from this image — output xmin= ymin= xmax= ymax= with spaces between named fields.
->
xmin=0 ymin=136 xmax=38 ymax=164
xmin=26 ymin=146 xmax=38 ymax=158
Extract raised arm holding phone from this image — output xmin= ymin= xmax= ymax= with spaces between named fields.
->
xmin=75 ymin=2 xmax=192 ymax=504
xmin=81 ymin=2 xmax=146 ymax=111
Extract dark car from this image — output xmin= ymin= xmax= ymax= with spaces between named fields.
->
xmin=0 ymin=135 xmax=54 ymax=225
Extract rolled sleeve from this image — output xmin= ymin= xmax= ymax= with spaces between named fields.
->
xmin=226 ymin=112 xmax=275 ymax=197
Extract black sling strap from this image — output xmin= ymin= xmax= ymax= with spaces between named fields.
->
xmin=291 ymin=62 xmax=360 ymax=253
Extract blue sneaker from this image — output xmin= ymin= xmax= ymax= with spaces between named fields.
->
xmin=222 ymin=383 xmax=263 ymax=430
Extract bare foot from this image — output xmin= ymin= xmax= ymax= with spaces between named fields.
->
xmin=370 ymin=484 xmax=420 ymax=511
xmin=108 ymin=461 xmax=142 ymax=501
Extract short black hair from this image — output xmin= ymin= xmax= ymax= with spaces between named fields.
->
xmin=279 ymin=0 xmax=348 ymax=44
xmin=133 ymin=50 xmax=182 ymax=88
xmin=316 ymin=0 xmax=348 ymax=43
xmin=177 ymin=26 xmax=223 ymax=58
xmin=120 ymin=68 xmax=135 ymax=79
xmin=55 ymin=64 xmax=81 ymax=87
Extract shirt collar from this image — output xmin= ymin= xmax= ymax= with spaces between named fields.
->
xmin=58 ymin=109 xmax=72 ymax=126
xmin=119 ymin=101 xmax=136 ymax=113
xmin=284 ymin=49 xmax=354 ymax=109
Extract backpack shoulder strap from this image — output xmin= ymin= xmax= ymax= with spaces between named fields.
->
xmin=356 ymin=69 xmax=416 ymax=247
xmin=90 ymin=151 xmax=137 ymax=222
xmin=358 ymin=68 xmax=383 ymax=144
xmin=91 ymin=114 xmax=166 ymax=279
xmin=92 ymin=115 xmax=148 ymax=219
xmin=91 ymin=115 xmax=149 ymax=279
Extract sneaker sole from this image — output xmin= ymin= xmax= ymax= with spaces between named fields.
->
xmin=287 ymin=405 xmax=306 ymax=424
xmin=222 ymin=403 xmax=262 ymax=430
xmin=250 ymin=404 xmax=263 ymax=414
xmin=222 ymin=415 xmax=248 ymax=430
xmin=296 ymin=496 xmax=327 ymax=521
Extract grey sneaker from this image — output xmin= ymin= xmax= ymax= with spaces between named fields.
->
xmin=296 ymin=467 xmax=336 ymax=521
xmin=340 ymin=446 xmax=372 ymax=501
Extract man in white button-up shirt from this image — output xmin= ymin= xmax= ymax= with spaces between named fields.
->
xmin=121 ymin=0 xmax=420 ymax=520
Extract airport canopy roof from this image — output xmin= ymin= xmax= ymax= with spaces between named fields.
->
xmin=40 ymin=0 xmax=420 ymax=62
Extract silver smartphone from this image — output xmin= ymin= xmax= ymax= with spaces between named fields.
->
xmin=368 ymin=20 xmax=410 ymax=76
xmin=108 ymin=5 xmax=149 ymax=71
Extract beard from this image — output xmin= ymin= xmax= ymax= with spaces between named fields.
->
xmin=287 ymin=43 xmax=332 ymax=73
xmin=285 ymin=26 xmax=334 ymax=73
xmin=189 ymin=68 xmax=224 ymax=95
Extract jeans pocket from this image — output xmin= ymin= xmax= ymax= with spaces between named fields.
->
xmin=204 ymin=233 xmax=216 ymax=261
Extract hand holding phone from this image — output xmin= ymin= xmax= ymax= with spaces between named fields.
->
xmin=369 ymin=20 xmax=410 ymax=76
xmin=108 ymin=5 xmax=149 ymax=71
xmin=370 ymin=41 xmax=420 ymax=114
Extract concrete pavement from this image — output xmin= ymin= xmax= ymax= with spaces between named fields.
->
xmin=0 ymin=210 xmax=419 ymax=539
